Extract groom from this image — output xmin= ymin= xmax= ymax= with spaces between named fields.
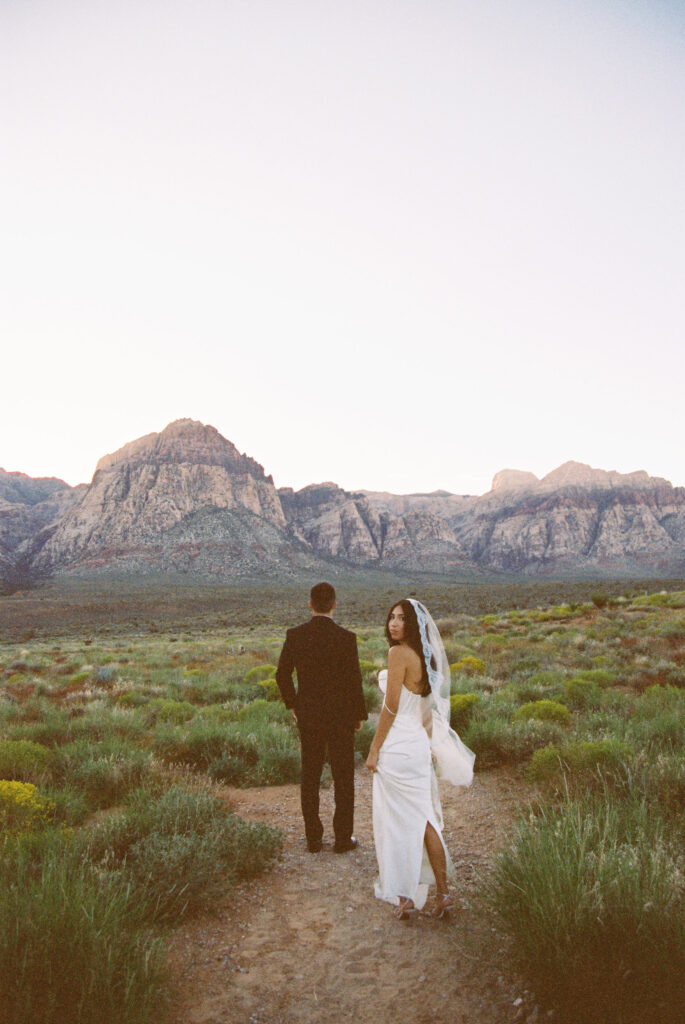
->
xmin=276 ymin=582 xmax=367 ymax=853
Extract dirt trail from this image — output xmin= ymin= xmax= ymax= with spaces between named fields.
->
xmin=168 ymin=768 xmax=529 ymax=1024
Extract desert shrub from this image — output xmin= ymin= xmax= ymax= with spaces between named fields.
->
xmin=5 ymin=709 xmax=73 ymax=747
xmin=67 ymin=670 xmax=91 ymax=685
xmin=482 ymin=793 xmax=685 ymax=1024
xmin=591 ymin=593 xmax=609 ymax=608
xmin=237 ymin=699 xmax=290 ymax=725
xmin=449 ymin=693 xmax=481 ymax=732
xmin=252 ymin=729 xmax=301 ymax=784
xmin=41 ymin=783 xmax=90 ymax=826
xmin=153 ymin=720 xmax=257 ymax=772
xmin=0 ymin=781 xmax=55 ymax=832
xmin=57 ymin=739 xmax=151 ymax=809
xmin=634 ymin=663 xmax=685 ymax=692
xmin=563 ymin=677 xmax=604 ymax=709
xmin=198 ymin=702 xmax=236 ymax=723
xmin=526 ymin=738 xmax=632 ymax=786
xmin=207 ymin=753 xmax=253 ymax=784
xmin=147 ymin=698 xmax=196 ymax=723
xmin=464 ymin=716 xmax=564 ymax=768
xmin=0 ymin=829 xmax=166 ymax=1024
xmin=179 ymin=676 xmax=235 ymax=704
xmin=514 ymin=700 xmax=571 ymax=725
xmin=117 ymin=689 xmax=149 ymax=708
xmin=635 ymin=683 xmax=685 ymax=715
xmin=628 ymin=711 xmax=685 ymax=753
xmin=87 ymin=787 xmax=282 ymax=921
xmin=243 ymin=664 xmax=277 ymax=684
xmin=505 ymin=680 xmax=551 ymax=705
xmin=632 ymin=591 xmax=678 ymax=608
xmin=359 ymin=659 xmax=379 ymax=678
xmin=94 ymin=665 xmax=117 ymax=686
xmin=451 ymin=656 xmax=486 ymax=676
xmin=570 ymin=668 xmax=617 ymax=687
xmin=258 ymin=678 xmax=281 ymax=701
xmin=638 ymin=751 xmax=685 ymax=817
xmin=0 ymin=739 xmax=53 ymax=783
xmin=470 ymin=634 xmax=508 ymax=654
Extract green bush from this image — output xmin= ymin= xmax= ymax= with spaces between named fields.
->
xmin=117 ymin=690 xmax=149 ymax=708
xmin=152 ymin=719 xmax=246 ymax=770
xmin=629 ymin=711 xmax=685 ymax=753
xmin=147 ymin=698 xmax=196 ymax=723
xmin=41 ymin=783 xmax=90 ymax=826
xmin=0 ymin=829 xmax=166 ymax=1024
xmin=639 ymin=751 xmax=685 ymax=817
xmin=243 ymin=664 xmax=277 ymax=684
xmin=571 ymin=668 xmax=617 ymax=687
xmin=87 ymin=787 xmax=282 ymax=921
xmin=198 ymin=702 xmax=235 ymax=722
xmin=483 ymin=793 xmax=685 ymax=1023
xmin=514 ymin=700 xmax=571 ymax=725
xmin=563 ymin=677 xmax=604 ymax=709
xmin=464 ymin=715 xmax=564 ymax=768
xmin=57 ymin=739 xmax=151 ymax=809
xmin=0 ymin=739 xmax=53 ymax=783
xmin=449 ymin=693 xmax=481 ymax=732
xmin=6 ymin=709 xmax=73 ymax=748
xmin=258 ymin=677 xmax=281 ymax=701
xmin=236 ymin=699 xmax=290 ymax=725
xmin=527 ymin=738 xmax=632 ymax=785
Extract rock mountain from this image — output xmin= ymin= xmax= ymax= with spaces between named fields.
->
xmin=2 ymin=419 xmax=684 ymax=585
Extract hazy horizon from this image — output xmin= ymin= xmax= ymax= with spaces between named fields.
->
xmin=3 ymin=1 xmax=684 ymax=495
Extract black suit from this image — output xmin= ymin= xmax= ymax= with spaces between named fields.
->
xmin=276 ymin=615 xmax=367 ymax=848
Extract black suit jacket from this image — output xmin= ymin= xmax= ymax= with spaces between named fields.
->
xmin=275 ymin=615 xmax=367 ymax=730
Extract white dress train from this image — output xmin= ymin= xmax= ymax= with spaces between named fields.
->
xmin=372 ymin=670 xmax=453 ymax=910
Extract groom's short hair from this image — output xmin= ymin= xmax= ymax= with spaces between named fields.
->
xmin=310 ymin=581 xmax=336 ymax=613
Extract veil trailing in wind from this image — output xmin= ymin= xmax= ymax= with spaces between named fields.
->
xmin=407 ymin=599 xmax=475 ymax=787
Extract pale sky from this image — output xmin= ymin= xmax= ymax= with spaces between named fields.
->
xmin=2 ymin=0 xmax=684 ymax=497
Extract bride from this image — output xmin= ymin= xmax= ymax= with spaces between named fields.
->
xmin=365 ymin=599 xmax=475 ymax=919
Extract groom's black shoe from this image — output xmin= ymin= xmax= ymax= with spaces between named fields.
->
xmin=333 ymin=837 xmax=358 ymax=854
xmin=307 ymin=840 xmax=323 ymax=853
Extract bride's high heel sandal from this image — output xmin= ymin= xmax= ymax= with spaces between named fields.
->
xmin=431 ymin=892 xmax=454 ymax=919
xmin=394 ymin=897 xmax=418 ymax=921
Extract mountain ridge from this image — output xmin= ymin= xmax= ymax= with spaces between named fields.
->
xmin=2 ymin=419 xmax=684 ymax=585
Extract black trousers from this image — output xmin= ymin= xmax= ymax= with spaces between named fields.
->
xmin=298 ymin=720 xmax=355 ymax=846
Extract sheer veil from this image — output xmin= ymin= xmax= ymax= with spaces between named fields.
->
xmin=408 ymin=599 xmax=475 ymax=788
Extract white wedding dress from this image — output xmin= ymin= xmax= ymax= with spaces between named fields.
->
xmin=372 ymin=669 xmax=454 ymax=910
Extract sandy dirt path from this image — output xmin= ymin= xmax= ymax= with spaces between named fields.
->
xmin=168 ymin=768 xmax=531 ymax=1024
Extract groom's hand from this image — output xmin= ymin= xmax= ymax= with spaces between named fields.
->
xmin=291 ymin=709 xmax=298 ymax=724
xmin=354 ymin=721 xmax=362 ymax=732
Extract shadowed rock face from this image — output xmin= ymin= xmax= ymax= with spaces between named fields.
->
xmin=0 ymin=470 xmax=86 ymax=585
xmin=3 ymin=426 xmax=685 ymax=581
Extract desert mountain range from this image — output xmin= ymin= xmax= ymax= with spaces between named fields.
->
xmin=2 ymin=418 xmax=684 ymax=586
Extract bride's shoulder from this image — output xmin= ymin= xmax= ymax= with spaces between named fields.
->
xmin=387 ymin=644 xmax=412 ymax=665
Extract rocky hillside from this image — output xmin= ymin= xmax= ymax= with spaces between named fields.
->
xmin=0 ymin=469 xmax=86 ymax=585
xmin=2 ymin=422 xmax=684 ymax=584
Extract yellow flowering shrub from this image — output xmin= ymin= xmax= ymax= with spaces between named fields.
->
xmin=0 ymin=780 xmax=55 ymax=832
xmin=451 ymin=655 xmax=486 ymax=676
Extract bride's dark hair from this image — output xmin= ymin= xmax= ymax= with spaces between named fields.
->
xmin=385 ymin=599 xmax=431 ymax=697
